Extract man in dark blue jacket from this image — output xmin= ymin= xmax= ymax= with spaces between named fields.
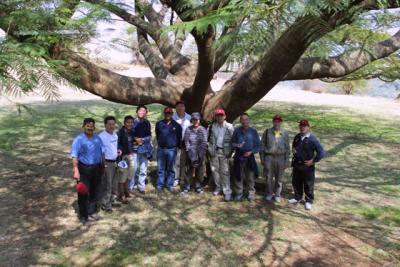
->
xmin=155 ymin=107 xmax=182 ymax=192
xmin=288 ymin=119 xmax=324 ymax=210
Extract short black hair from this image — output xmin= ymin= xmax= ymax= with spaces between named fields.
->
xmin=82 ymin=117 xmax=95 ymax=126
xmin=124 ymin=115 xmax=134 ymax=123
xmin=104 ymin=116 xmax=116 ymax=125
xmin=136 ymin=105 xmax=148 ymax=113
xmin=239 ymin=113 xmax=249 ymax=119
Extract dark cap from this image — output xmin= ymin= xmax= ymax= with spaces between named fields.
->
xmin=299 ymin=119 xmax=310 ymax=127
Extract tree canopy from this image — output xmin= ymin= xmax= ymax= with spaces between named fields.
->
xmin=1 ymin=0 xmax=399 ymax=121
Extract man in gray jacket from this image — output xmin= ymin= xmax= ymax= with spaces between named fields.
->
xmin=260 ymin=115 xmax=290 ymax=203
xmin=208 ymin=108 xmax=234 ymax=202
xmin=181 ymin=112 xmax=208 ymax=195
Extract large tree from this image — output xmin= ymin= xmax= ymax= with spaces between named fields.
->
xmin=1 ymin=0 xmax=400 ymax=121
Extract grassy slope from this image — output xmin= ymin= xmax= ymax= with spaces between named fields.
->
xmin=0 ymin=100 xmax=399 ymax=267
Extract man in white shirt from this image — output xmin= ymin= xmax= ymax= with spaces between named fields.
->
xmin=172 ymin=101 xmax=191 ymax=187
xmin=99 ymin=116 xmax=120 ymax=212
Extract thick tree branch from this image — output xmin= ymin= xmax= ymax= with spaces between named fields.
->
xmin=61 ymin=52 xmax=183 ymax=106
xmin=136 ymin=29 xmax=170 ymax=79
xmin=285 ymin=30 xmax=400 ymax=80
xmin=85 ymin=0 xmax=157 ymax=40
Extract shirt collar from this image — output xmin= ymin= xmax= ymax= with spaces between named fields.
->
xmin=301 ymin=132 xmax=311 ymax=139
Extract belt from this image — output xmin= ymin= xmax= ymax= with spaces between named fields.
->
xmin=159 ymin=146 xmax=177 ymax=149
xmin=216 ymin=147 xmax=224 ymax=150
xmin=78 ymin=161 xmax=101 ymax=167
xmin=105 ymin=159 xmax=116 ymax=162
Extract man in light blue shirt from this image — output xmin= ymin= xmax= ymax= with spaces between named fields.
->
xmin=71 ymin=118 xmax=105 ymax=226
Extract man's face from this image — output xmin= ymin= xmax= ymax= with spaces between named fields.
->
xmin=192 ymin=119 xmax=200 ymax=126
xmin=105 ymin=120 xmax=116 ymax=133
xmin=124 ymin=119 xmax=134 ymax=130
xmin=216 ymin=114 xmax=225 ymax=123
xmin=164 ymin=112 xmax=173 ymax=121
xmin=137 ymin=107 xmax=147 ymax=119
xmin=176 ymin=104 xmax=185 ymax=115
xmin=83 ymin=122 xmax=95 ymax=135
xmin=240 ymin=115 xmax=250 ymax=128
xmin=300 ymin=125 xmax=309 ymax=134
xmin=273 ymin=120 xmax=281 ymax=129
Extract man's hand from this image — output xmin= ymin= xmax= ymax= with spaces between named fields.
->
xmin=244 ymin=151 xmax=252 ymax=157
xmin=73 ymin=167 xmax=80 ymax=181
xmin=135 ymin=137 xmax=143 ymax=145
xmin=304 ymin=159 xmax=314 ymax=167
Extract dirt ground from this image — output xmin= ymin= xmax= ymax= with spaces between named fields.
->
xmin=0 ymin=100 xmax=399 ymax=267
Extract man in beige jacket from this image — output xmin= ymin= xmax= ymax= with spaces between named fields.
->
xmin=260 ymin=115 xmax=290 ymax=203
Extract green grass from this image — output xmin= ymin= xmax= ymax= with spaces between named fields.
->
xmin=0 ymin=100 xmax=399 ymax=266
xmin=346 ymin=206 xmax=400 ymax=227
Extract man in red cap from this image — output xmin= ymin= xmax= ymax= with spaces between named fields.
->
xmin=172 ymin=100 xmax=191 ymax=188
xmin=288 ymin=119 xmax=324 ymax=210
xmin=155 ymin=107 xmax=182 ymax=192
xmin=208 ymin=108 xmax=234 ymax=201
xmin=260 ymin=115 xmax=290 ymax=203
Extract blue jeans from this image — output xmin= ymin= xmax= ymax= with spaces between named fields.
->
xmin=128 ymin=152 xmax=148 ymax=191
xmin=157 ymin=147 xmax=177 ymax=190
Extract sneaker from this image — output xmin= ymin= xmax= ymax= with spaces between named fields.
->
xmin=265 ymin=195 xmax=273 ymax=201
xmin=173 ymin=180 xmax=179 ymax=187
xmin=167 ymin=187 xmax=175 ymax=193
xmin=288 ymin=198 xmax=299 ymax=204
xmin=305 ymin=202 xmax=312 ymax=210
xmin=213 ymin=191 xmax=220 ymax=196
xmin=224 ymin=195 xmax=232 ymax=202
xmin=89 ymin=213 xmax=102 ymax=221
xmin=196 ymin=189 xmax=204 ymax=194
xmin=180 ymin=190 xmax=189 ymax=196
xmin=234 ymin=196 xmax=242 ymax=202
xmin=80 ymin=218 xmax=91 ymax=226
xmin=247 ymin=196 xmax=254 ymax=202
xmin=274 ymin=196 xmax=281 ymax=203
xmin=138 ymin=190 xmax=146 ymax=195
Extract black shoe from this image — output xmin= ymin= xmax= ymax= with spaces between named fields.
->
xmin=138 ymin=190 xmax=146 ymax=195
xmin=101 ymin=206 xmax=113 ymax=213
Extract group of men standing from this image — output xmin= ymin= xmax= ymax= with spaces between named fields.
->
xmin=71 ymin=101 xmax=324 ymax=226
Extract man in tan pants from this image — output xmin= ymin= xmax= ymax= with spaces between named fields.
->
xmin=208 ymin=108 xmax=234 ymax=202
xmin=260 ymin=115 xmax=290 ymax=203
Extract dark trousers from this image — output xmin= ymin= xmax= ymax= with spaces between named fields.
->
xmin=78 ymin=163 xmax=102 ymax=219
xmin=292 ymin=166 xmax=315 ymax=203
xmin=157 ymin=147 xmax=177 ymax=190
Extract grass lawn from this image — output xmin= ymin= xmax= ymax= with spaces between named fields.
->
xmin=0 ymin=100 xmax=399 ymax=267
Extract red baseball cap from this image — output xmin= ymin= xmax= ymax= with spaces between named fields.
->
xmin=214 ymin=108 xmax=225 ymax=116
xmin=164 ymin=107 xmax=173 ymax=113
xmin=76 ymin=182 xmax=88 ymax=195
xmin=299 ymin=119 xmax=310 ymax=127
xmin=272 ymin=115 xmax=282 ymax=122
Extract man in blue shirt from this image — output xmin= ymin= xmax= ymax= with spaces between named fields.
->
xmin=288 ymin=119 xmax=324 ymax=210
xmin=130 ymin=105 xmax=152 ymax=194
xmin=71 ymin=118 xmax=105 ymax=226
xmin=155 ymin=107 xmax=182 ymax=192
xmin=231 ymin=113 xmax=261 ymax=202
